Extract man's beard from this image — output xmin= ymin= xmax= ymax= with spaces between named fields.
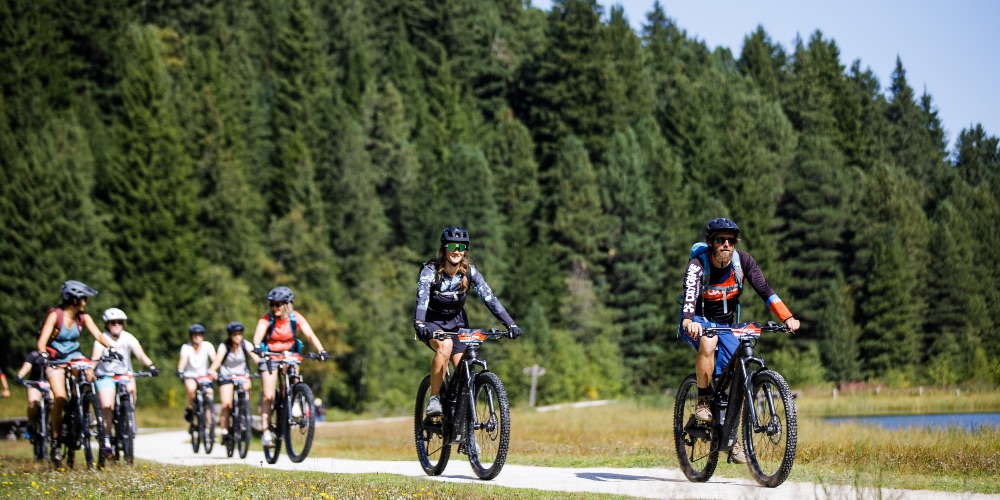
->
xmin=713 ymin=248 xmax=733 ymax=267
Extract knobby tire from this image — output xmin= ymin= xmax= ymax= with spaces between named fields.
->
xmin=285 ymin=384 xmax=316 ymax=463
xmin=468 ymin=371 xmax=510 ymax=480
xmin=673 ymin=374 xmax=719 ymax=482
xmin=414 ymin=375 xmax=450 ymax=475
xmin=238 ymin=394 xmax=251 ymax=459
xmin=743 ymin=369 xmax=797 ymax=487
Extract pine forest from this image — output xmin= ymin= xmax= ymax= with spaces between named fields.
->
xmin=2 ymin=0 xmax=998 ymax=413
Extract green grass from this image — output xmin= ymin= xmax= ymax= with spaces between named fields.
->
xmin=0 ymin=446 xmax=630 ymax=500
xmin=309 ymin=395 xmax=1000 ymax=494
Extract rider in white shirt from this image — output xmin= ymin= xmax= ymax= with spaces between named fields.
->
xmin=177 ymin=324 xmax=216 ymax=425
xmin=92 ymin=308 xmax=159 ymax=458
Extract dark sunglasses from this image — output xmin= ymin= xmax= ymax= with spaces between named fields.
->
xmin=712 ymin=236 xmax=738 ymax=245
xmin=269 ymin=301 xmax=287 ymax=308
xmin=107 ymin=320 xmax=125 ymax=326
xmin=444 ymin=243 xmax=468 ymax=252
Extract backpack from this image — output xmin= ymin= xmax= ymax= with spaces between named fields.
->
xmin=37 ymin=308 xmax=87 ymax=340
xmin=677 ymin=242 xmax=744 ymax=334
xmin=37 ymin=308 xmax=89 ymax=357
xmin=263 ymin=311 xmax=301 ymax=352
xmin=224 ymin=339 xmax=255 ymax=372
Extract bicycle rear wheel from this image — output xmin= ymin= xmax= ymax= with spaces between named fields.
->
xmin=673 ymin=374 xmax=719 ymax=482
xmin=202 ymin=392 xmax=215 ymax=454
xmin=237 ymin=393 xmax=251 ymax=459
xmin=263 ymin=398 xmax=282 ymax=464
xmin=285 ymin=384 xmax=315 ymax=463
xmin=469 ymin=372 xmax=510 ymax=480
xmin=119 ymin=398 xmax=136 ymax=465
xmin=743 ymin=369 xmax=797 ymax=487
xmin=414 ymin=375 xmax=450 ymax=476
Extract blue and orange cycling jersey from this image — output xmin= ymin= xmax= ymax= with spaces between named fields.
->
xmin=680 ymin=249 xmax=793 ymax=325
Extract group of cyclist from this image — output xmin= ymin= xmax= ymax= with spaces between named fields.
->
xmin=175 ymin=286 xmax=329 ymax=449
xmin=10 ymin=219 xmax=796 ymax=469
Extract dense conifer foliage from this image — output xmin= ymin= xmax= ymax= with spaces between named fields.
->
xmin=2 ymin=0 xmax=997 ymax=410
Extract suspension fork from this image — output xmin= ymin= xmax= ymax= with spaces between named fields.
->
xmin=739 ymin=355 xmax=775 ymax=433
xmin=467 ymin=359 xmax=492 ymax=429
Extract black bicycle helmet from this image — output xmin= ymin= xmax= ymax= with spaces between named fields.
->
xmin=226 ymin=321 xmax=245 ymax=333
xmin=440 ymin=225 xmax=470 ymax=244
xmin=188 ymin=323 xmax=206 ymax=335
xmin=265 ymin=286 xmax=294 ymax=303
xmin=705 ymin=217 xmax=741 ymax=237
xmin=61 ymin=280 xmax=98 ymax=301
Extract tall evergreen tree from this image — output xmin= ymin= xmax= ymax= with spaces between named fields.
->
xmin=0 ymin=116 xmax=114 ymax=362
xmin=738 ymin=26 xmax=786 ymax=102
xmin=852 ymin=164 xmax=929 ymax=381
xmin=515 ymin=0 xmax=627 ymax=164
xmin=925 ymin=197 xmax=987 ymax=383
xmin=954 ymin=124 xmax=999 ymax=189
xmin=363 ymin=83 xmax=425 ymax=250
xmin=547 ymin=136 xmax=611 ymax=273
xmin=97 ymin=24 xmax=206 ymax=351
xmin=815 ymin=275 xmax=861 ymax=383
xmin=777 ymin=133 xmax=850 ymax=326
xmin=885 ymin=57 xmax=948 ymax=208
xmin=600 ymin=129 xmax=668 ymax=388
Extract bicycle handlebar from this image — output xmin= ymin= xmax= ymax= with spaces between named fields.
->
xmin=431 ymin=328 xmax=514 ymax=341
xmin=700 ymin=321 xmax=791 ymax=338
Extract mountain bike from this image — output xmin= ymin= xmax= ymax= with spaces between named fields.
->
xmin=22 ymin=379 xmax=53 ymax=460
xmin=260 ymin=351 xmax=321 ymax=464
xmin=46 ymin=357 xmax=105 ymax=469
xmin=414 ymin=328 xmax=513 ymax=480
xmin=673 ymin=321 xmax=797 ymax=487
xmin=108 ymin=371 xmax=152 ymax=465
xmin=221 ymin=372 xmax=258 ymax=458
xmin=183 ymin=375 xmax=216 ymax=454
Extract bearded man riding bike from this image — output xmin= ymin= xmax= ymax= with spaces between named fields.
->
xmin=678 ymin=218 xmax=800 ymax=463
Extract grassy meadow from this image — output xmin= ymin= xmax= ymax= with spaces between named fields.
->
xmin=1 ymin=385 xmax=998 ymax=495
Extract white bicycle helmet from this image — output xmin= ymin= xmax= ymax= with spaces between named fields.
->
xmin=102 ymin=307 xmax=128 ymax=322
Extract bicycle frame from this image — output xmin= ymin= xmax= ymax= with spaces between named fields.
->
xmin=47 ymin=357 xmax=101 ymax=468
xmin=709 ymin=331 xmax=767 ymax=452
xmin=444 ymin=345 xmax=485 ymax=443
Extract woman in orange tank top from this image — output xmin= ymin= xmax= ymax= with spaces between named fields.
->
xmin=251 ymin=286 xmax=328 ymax=448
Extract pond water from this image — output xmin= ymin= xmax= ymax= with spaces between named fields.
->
xmin=824 ymin=413 xmax=1000 ymax=432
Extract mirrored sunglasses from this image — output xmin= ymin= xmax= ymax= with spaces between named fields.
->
xmin=445 ymin=243 xmax=468 ymax=252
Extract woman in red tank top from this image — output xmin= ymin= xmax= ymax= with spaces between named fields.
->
xmin=251 ymin=286 xmax=328 ymax=448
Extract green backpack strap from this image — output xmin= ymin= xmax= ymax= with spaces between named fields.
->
xmin=264 ymin=311 xmax=298 ymax=345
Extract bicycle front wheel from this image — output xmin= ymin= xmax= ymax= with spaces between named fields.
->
xmin=469 ymin=372 xmax=510 ymax=480
xmin=32 ymin=402 xmax=50 ymax=460
xmin=237 ymin=393 xmax=251 ymax=459
xmin=60 ymin=409 xmax=76 ymax=469
xmin=743 ymin=369 xmax=797 ymax=487
xmin=190 ymin=397 xmax=202 ymax=453
xmin=673 ymin=374 xmax=719 ymax=482
xmin=119 ymin=398 xmax=136 ymax=465
xmin=82 ymin=392 xmax=103 ymax=469
xmin=414 ymin=375 xmax=450 ymax=476
xmin=285 ymin=384 xmax=316 ymax=463
xmin=263 ymin=398 xmax=282 ymax=464
xmin=202 ymin=392 xmax=215 ymax=454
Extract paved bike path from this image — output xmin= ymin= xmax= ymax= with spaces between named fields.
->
xmin=134 ymin=430 xmax=997 ymax=500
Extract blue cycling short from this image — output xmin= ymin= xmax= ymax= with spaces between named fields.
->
xmin=679 ymin=316 xmax=740 ymax=377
